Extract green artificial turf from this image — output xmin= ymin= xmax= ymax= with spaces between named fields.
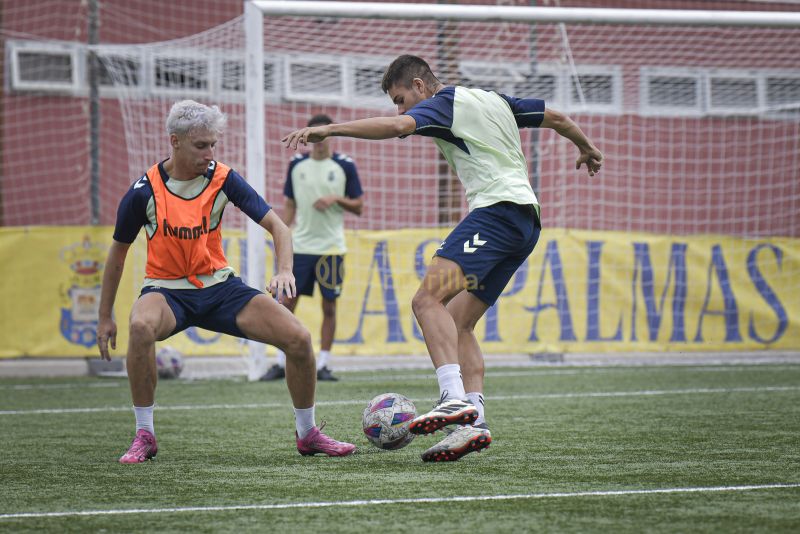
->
xmin=1 ymin=363 xmax=799 ymax=532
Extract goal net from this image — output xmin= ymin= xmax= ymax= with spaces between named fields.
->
xmin=94 ymin=1 xmax=800 ymax=371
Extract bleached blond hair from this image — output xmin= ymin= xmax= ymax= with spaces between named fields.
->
xmin=166 ymin=100 xmax=227 ymax=136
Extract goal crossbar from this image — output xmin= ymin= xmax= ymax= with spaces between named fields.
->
xmin=234 ymin=0 xmax=800 ymax=362
xmin=251 ymin=0 xmax=800 ymax=28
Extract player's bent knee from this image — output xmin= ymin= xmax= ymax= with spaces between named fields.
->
xmin=454 ymin=321 xmax=477 ymax=335
xmin=280 ymin=325 xmax=313 ymax=358
xmin=453 ymin=313 xmax=480 ymax=333
xmin=411 ymin=289 xmax=435 ymax=318
xmin=128 ymin=318 xmax=158 ymax=344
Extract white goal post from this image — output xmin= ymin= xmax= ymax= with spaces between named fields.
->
xmin=244 ymin=0 xmax=800 ymax=223
xmin=242 ymin=0 xmax=800 ymax=254
xmin=238 ymin=0 xmax=800 ymax=366
xmin=250 ymin=1 xmax=800 ymax=26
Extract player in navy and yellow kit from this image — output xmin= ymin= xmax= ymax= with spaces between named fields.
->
xmin=283 ymin=55 xmax=603 ymax=461
xmin=97 ymin=100 xmax=355 ymax=463
xmin=260 ymin=114 xmax=363 ymax=383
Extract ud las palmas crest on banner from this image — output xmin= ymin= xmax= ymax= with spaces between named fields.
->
xmin=59 ymin=235 xmax=106 ymax=347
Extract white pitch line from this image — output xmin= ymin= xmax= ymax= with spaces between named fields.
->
xmin=506 ymin=385 xmax=800 ymax=399
xmin=0 ymin=382 xmax=122 ymax=391
xmin=0 ymin=402 xmax=285 ymax=415
xmin=3 ymin=364 xmax=797 ymax=390
xmin=1 ymin=483 xmax=797 ymax=520
xmin=346 ymin=365 xmax=800 ymax=382
xmin=0 ymin=386 xmax=798 ymax=416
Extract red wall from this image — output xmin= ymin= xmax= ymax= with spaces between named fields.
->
xmin=2 ymin=0 xmax=798 ymax=236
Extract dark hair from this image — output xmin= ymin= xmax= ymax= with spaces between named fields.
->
xmin=307 ymin=114 xmax=333 ymax=127
xmin=381 ymin=54 xmax=440 ymax=93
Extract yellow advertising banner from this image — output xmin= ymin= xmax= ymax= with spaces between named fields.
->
xmin=0 ymin=226 xmax=797 ymax=358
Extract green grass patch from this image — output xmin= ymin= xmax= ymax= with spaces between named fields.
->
xmin=1 ymin=364 xmax=799 ymax=532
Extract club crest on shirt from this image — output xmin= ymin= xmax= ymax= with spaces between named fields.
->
xmin=59 ymin=235 xmax=106 ymax=347
xmin=328 ymin=171 xmax=336 ymax=182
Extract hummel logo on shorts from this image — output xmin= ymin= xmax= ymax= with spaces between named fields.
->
xmin=463 ymin=233 xmax=487 ymax=253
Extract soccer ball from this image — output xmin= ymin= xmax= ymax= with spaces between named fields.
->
xmin=155 ymin=346 xmax=184 ymax=379
xmin=362 ymin=392 xmax=417 ymax=450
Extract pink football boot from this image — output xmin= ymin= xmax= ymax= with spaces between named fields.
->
xmin=119 ymin=429 xmax=158 ymax=464
xmin=296 ymin=423 xmax=356 ymax=457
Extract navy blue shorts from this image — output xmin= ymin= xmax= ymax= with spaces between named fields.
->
xmin=435 ymin=202 xmax=541 ymax=306
xmin=140 ymin=276 xmax=263 ymax=338
xmin=293 ymin=254 xmax=344 ymax=300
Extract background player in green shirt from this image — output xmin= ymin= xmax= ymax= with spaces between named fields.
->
xmin=261 ymin=114 xmax=364 ymax=382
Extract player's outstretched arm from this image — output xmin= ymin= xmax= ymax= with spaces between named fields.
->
xmin=97 ymin=240 xmax=130 ymax=361
xmin=259 ymin=210 xmax=296 ymax=302
xmin=282 ymin=115 xmax=416 ymax=149
xmin=540 ymin=109 xmax=603 ymax=177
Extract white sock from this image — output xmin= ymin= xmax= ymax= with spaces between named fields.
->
xmin=276 ymin=349 xmax=286 ymax=368
xmin=435 ymin=364 xmax=466 ymax=400
xmin=294 ymin=406 xmax=316 ymax=439
xmin=134 ymin=404 xmax=155 ymax=435
xmin=466 ymin=392 xmax=485 ymax=426
xmin=317 ymin=350 xmax=330 ymax=370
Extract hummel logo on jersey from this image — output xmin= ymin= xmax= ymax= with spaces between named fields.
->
xmin=163 ymin=216 xmax=208 ymax=240
xmin=463 ymin=233 xmax=487 ymax=253
xmin=133 ymin=176 xmax=148 ymax=189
